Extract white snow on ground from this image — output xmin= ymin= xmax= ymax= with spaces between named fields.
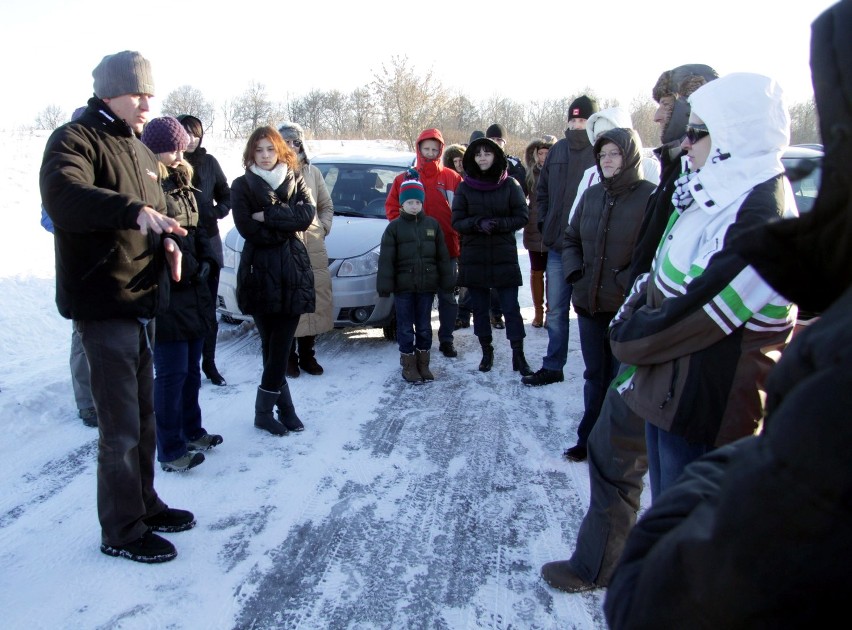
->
xmin=0 ymin=131 xmax=649 ymax=629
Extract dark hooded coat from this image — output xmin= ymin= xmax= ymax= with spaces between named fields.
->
xmin=562 ymin=128 xmax=655 ymax=315
xmin=451 ymin=138 xmax=528 ymax=288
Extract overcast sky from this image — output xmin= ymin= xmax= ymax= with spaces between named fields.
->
xmin=1 ymin=0 xmax=836 ymax=128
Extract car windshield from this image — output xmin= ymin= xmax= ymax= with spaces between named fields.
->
xmin=782 ymin=156 xmax=822 ymax=214
xmin=317 ymin=163 xmax=403 ymax=218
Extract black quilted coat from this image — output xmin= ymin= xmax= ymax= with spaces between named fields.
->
xmin=231 ymin=168 xmax=316 ymax=316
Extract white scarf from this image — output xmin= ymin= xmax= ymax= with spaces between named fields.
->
xmin=249 ymin=162 xmax=287 ymax=191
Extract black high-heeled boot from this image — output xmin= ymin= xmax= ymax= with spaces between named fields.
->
xmin=510 ymin=339 xmax=533 ymax=376
xmin=479 ymin=336 xmax=494 ymax=372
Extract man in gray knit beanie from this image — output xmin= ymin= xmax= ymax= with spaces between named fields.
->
xmin=40 ymin=50 xmax=196 ymax=564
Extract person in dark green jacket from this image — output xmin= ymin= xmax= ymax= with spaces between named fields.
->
xmin=377 ymin=171 xmax=453 ymax=383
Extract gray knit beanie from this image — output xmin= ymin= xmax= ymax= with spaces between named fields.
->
xmin=93 ymin=51 xmax=155 ymax=99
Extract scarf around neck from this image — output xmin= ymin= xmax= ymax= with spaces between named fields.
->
xmin=464 ymin=168 xmax=508 ymax=192
xmin=249 ymin=162 xmax=287 ymax=191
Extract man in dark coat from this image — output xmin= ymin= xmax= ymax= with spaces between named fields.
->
xmin=523 ymin=95 xmax=599 ymax=387
xmin=40 ymin=51 xmax=195 ymax=564
xmin=605 ymin=3 xmax=852 ymax=626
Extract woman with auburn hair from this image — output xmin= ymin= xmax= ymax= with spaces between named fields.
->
xmin=231 ymin=126 xmax=316 ymax=436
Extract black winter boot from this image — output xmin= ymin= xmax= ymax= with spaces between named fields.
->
xmin=478 ymin=336 xmax=494 ymax=372
xmin=510 ymin=339 xmax=533 ymax=376
xmin=298 ymin=335 xmax=324 ymax=375
xmin=254 ymin=387 xmax=288 ymax=436
xmin=276 ymin=382 xmax=305 ymax=432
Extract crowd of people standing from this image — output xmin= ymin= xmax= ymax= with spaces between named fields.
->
xmin=38 ymin=9 xmax=852 ymax=621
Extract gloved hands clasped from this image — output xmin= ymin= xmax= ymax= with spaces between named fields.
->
xmin=477 ymin=217 xmax=498 ymax=234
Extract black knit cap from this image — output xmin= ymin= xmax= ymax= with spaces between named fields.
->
xmin=486 ymin=123 xmax=506 ymax=139
xmin=568 ymin=96 xmax=599 ymax=121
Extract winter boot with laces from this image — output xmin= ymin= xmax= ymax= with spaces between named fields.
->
xmin=415 ymin=349 xmax=434 ymax=381
xmin=510 ymin=339 xmax=533 ymax=376
xmin=400 ymin=352 xmax=422 ymax=383
xmin=478 ymin=336 xmax=494 ymax=372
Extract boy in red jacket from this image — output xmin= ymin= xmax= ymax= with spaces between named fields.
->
xmin=385 ymin=128 xmax=462 ymax=358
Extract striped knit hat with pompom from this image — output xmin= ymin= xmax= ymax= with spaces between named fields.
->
xmin=399 ymin=168 xmax=425 ymax=204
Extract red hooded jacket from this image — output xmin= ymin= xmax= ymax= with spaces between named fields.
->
xmin=385 ymin=128 xmax=462 ymax=257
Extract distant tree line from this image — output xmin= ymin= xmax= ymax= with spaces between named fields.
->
xmin=34 ymin=56 xmax=821 ymax=155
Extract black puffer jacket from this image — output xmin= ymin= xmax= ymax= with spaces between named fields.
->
xmin=563 ymin=128 xmax=655 ymax=315
xmin=40 ymin=97 xmax=169 ymax=321
xmin=232 ymin=168 xmax=316 ymax=316
xmin=376 ymin=212 xmax=453 ymax=295
xmin=536 ymin=128 xmax=595 ymax=252
xmin=155 ymin=165 xmax=218 ymax=342
xmin=452 ymin=138 xmax=528 ymax=288
xmin=184 ymin=147 xmax=231 ymax=238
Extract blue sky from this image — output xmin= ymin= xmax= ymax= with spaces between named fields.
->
xmin=1 ymin=0 xmax=836 ymax=127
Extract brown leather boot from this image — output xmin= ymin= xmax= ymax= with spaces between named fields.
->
xmin=531 ymin=270 xmax=545 ymax=327
xmin=415 ymin=349 xmax=434 ymax=381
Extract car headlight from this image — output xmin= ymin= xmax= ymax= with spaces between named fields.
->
xmin=222 ymin=243 xmax=236 ymax=270
xmin=337 ymin=245 xmax=380 ymax=277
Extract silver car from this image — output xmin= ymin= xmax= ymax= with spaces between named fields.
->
xmin=217 ymin=151 xmax=415 ymax=339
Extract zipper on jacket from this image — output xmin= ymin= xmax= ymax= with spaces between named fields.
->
xmin=659 ymin=361 xmax=679 ymax=409
xmin=81 ymin=245 xmax=119 ymax=280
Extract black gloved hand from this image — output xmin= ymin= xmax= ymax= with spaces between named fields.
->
xmin=198 ymin=261 xmax=211 ymax=283
xmin=478 ymin=217 xmax=498 ymax=234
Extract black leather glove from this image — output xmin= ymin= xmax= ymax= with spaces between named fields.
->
xmin=198 ymin=261 xmax=211 ymax=283
xmin=478 ymin=217 xmax=498 ymax=234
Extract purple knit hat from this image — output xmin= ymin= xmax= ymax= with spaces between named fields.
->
xmin=141 ymin=116 xmax=190 ymax=154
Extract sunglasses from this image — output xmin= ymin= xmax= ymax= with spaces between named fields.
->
xmin=684 ymin=123 xmax=710 ymax=144
xmin=285 ymin=139 xmax=303 ymax=148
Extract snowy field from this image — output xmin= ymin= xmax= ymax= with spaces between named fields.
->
xmin=0 ymin=130 xmax=649 ymax=629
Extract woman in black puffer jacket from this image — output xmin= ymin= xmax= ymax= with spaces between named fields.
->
xmin=231 ymin=126 xmax=315 ymax=436
xmin=452 ymin=137 xmax=531 ymax=374
xmin=177 ymin=115 xmax=231 ymax=386
xmin=561 ymin=127 xmax=655 ymax=460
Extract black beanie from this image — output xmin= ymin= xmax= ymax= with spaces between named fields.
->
xmin=568 ymin=96 xmax=599 ymax=121
xmin=485 ymin=123 xmax=506 ymax=139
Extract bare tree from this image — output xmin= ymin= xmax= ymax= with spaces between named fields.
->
xmin=371 ymin=55 xmax=450 ymax=150
xmin=289 ymin=90 xmax=326 ymax=137
xmin=349 ymin=87 xmax=375 ymax=137
xmin=35 ymin=105 xmax=66 ymax=130
xmin=161 ymin=85 xmax=214 ymax=128
xmin=323 ymin=90 xmax=350 ymax=137
xmin=232 ymin=82 xmax=276 ymax=137
xmin=630 ymin=95 xmax=660 ymax=148
xmin=219 ymin=99 xmax=240 ymax=140
xmin=789 ymin=96 xmax=820 ymax=146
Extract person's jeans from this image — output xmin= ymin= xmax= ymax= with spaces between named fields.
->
xmin=469 ymin=286 xmax=525 ymax=341
xmin=154 ymin=337 xmax=204 ymax=462
xmin=395 ymin=291 xmax=435 ymax=353
xmin=645 ymin=422 xmax=711 ymax=501
xmin=76 ymin=318 xmax=166 ymax=546
xmin=576 ymin=312 xmax=619 ymax=446
xmin=542 ymin=250 xmax=573 ymax=371
xmin=70 ymin=323 xmax=94 ymax=410
xmin=253 ymin=312 xmax=300 ymax=391
xmin=436 ymin=258 xmax=458 ymax=343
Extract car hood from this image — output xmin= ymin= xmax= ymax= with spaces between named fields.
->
xmin=326 ymin=216 xmax=388 ymax=259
